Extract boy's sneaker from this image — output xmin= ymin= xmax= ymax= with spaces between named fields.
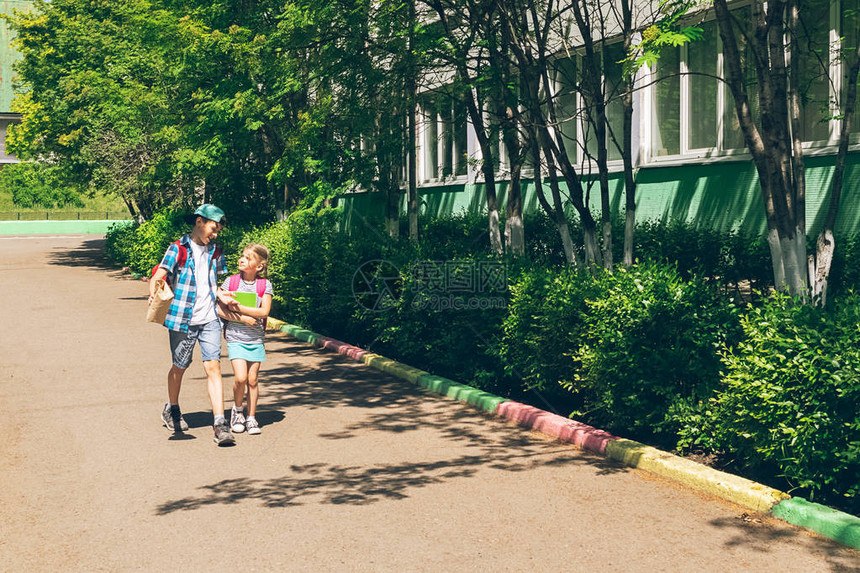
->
xmin=161 ymin=403 xmax=189 ymax=432
xmin=246 ymin=417 xmax=261 ymax=435
xmin=213 ymin=420 xmax=235 ymax=446
xmin=230 ymin=408 xmax=246 ymax=433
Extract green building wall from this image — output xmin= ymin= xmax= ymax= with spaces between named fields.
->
xmin=341 ymin=153 xmax=860 ymax=237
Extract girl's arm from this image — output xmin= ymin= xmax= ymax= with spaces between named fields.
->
xmin=235 ymin=293 xmax=272 ymax=319
xmin=217 ymin=301 xmax=256 ymax=326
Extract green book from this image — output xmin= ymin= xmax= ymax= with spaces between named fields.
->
xmin=234 ymin=291 xmax=258 ymax=309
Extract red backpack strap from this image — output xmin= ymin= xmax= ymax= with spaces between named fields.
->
xmin=151 ymin=239 xmax=186 ymax=278
xmin=175 ymin=240 xmax=187 ymax=269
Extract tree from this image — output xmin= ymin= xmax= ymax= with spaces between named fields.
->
xmin=425 ymin=0 xmax=505 ymax=255
xmin=642 ymin=0 xmax=860 ymax=300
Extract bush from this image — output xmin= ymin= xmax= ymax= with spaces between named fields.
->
xmin=502 ymin=262 xmax=742 ymax=448
xmin=104 ymin=221 xmax=136 ymax=267
xmin=712 ymin=293 xmax=860 ymax=512
xmin=502 ymin=265 xmax=596 ymax=394
xmin=366 ymin=253 xmax=512 ymax=394
xmin=574 ymin=264 xmax=742 ymax=447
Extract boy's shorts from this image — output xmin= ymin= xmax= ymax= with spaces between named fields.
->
xmin=169 ymin=320 xmax=222 ymax=369
xmin=227 ymin=342 xmax=266 ymax=363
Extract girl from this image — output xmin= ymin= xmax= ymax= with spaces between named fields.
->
xmin=218 ymin=243 xmax=273 ymax=435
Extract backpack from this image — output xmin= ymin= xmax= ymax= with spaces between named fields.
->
xmin=151 ymin=240 xmax=222 ymax=281
xmin=226 ymin=273 xmax=268 ymax=330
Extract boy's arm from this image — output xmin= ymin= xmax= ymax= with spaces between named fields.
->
xmin=148 ymin=267 xmax=169 ymax=305
xmin=148 ymin=242 xmax=179 ymax=304
xmin=234 ymin=293 xmax=272 ymax=319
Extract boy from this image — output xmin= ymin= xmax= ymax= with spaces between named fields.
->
xmin=148 ymin=204 xmax=238 ymax=446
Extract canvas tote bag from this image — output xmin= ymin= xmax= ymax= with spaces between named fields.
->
xmin=146 ymin=278 xmax=174 ymax=324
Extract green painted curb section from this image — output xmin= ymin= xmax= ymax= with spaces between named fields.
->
xmin=417 ymin=374 xmax=507 ymax=413
xmin=771 ymin=498 xmax=860 ymax=550
xmin=605 ymin=439 xmax=790 ymax=514
xmin=0 ymin=220 xmax=128 ymax=235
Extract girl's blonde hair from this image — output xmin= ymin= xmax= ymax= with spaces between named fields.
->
xmin=244 ymin=243 xmax=270 ymax=279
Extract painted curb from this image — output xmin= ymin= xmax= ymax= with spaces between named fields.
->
xmin=267 ymin=319 xmax=859 ymax=550
xmin=771 ymin=498 xmax=860 ymax=550
xmin=604 ymin=439 xmax=789 ymax=514
xmin=496 ymin=401 xmax=617 ymax=455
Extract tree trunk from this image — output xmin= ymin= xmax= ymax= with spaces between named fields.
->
xmin=407 ymin=0 xmax=419 ymax=242
xmin=811 ymin=43 xmax=860 ymax=304
xmin=621 ymin=0 xmax=636 ymax=267
xmin=531 ymin=142 xmax=578 ymax=266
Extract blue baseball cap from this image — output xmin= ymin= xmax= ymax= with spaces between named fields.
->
xmin=184 ymin=204 xmax=226 ymax=226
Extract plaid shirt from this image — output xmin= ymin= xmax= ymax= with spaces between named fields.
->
xmin=158 ymin=234 xmax=227 ymax=332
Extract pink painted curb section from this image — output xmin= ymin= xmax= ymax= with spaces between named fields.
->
xmin=317 ymin=335 xmax=369 ymax=361
xmin=497 ymin=401 xmax=618 ymax=455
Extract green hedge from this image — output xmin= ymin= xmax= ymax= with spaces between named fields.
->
xmin=106 ymin=207 xmax=860 ymax=511
xmin=713 ymin=293 xmax=860 ymax=513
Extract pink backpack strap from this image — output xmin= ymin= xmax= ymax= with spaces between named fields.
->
xmin=228 ymin=273 xmax=241 ymax=291
xmin=256 ymin=278 xmax=268 ymax=331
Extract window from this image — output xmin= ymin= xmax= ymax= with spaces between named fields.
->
xmin=553 ymin=57 xmax=579 ymax=164
xmin=797 ymin=0 xmax=832 ymax=141
xmin=604 ymin=42 xmax=626 ymax=161
xmin=420 ymin=96 xmax=469 ymax=183
xmin=421 ymin=100 xmax=438 ymax=181
xmin=581 ymin=44 xmax=625 ymax=162
xmin=688 ymin=20 xmax=719 ymax=150
xmin=652 ymin=46 xmax=681 ymax=156
xmin=651 ymin=11 xmax=761 ymax=156
xmin=841 ymin=0 xmax=860 ymax=133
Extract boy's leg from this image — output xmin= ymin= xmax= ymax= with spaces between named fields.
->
xmin=247 ymin=362 xmax=262 ymax=417
xmin=197 ymin=320 xmax=230 ymax=429
xmin=167 ymin=365 xmax=185 ymax=405
xmin=164 ymin=328 xmax=197 ymax=432
xmin=202 ymin=360 xmax=225 ymax=417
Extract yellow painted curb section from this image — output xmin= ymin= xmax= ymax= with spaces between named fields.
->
xmin=362 ymin=354 xmax=426 ymax=384
xmin=362 ymin=353 xmax=386 ymax=368
xmin=605 ymin=439 xmax=789 ymax=513
xmin=266 ymin=317 xmax=286 ymax=331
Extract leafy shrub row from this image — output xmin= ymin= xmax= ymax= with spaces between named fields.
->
xmin=106 ymin=208 xmax=860 ymax=510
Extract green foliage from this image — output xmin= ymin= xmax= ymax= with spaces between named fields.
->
xmin=104 ymin=221 xmax=136 ymax=267
xmin=574 ymin=264 xmax=742 ymax=447
xmin=713 ymin=293 xmax=860 ymax=512
xmin=368 ymin=252 xmax=511 ymax=395
xmin=501 ymin=266 xmax=596 ymax=394
xmin=0 ymin=162 xmax=83 ymax=209
xmin=503 ymin=262 xmax=741 ymax=448
xmin=104 ymin=211 xmax=186 ymax=274
xmin=626 ymin=218 xmax=772 ymax=293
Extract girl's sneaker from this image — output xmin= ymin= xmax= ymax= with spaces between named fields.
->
xmin=230 ymin=408 xmax=246 ymax=433
xmin=246 ymin=417 xmax=261 ymax=435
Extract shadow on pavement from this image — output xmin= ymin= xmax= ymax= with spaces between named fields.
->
xmin=47 ymin=238 xmax=117 ymax=271
xmin=706 ymin=515 xmax=859 ymax=570
xmin=155 ymin=337 xmax=630 ymax=516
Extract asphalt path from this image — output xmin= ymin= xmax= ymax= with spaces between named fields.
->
xmin=1 ymin=236 xmax=858 ymax=571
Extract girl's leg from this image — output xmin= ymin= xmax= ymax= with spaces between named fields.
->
xmin=247 ymin=362 xmax=262 ymax=417
xmin=231 ymin=359 xmax=249 ymax=409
